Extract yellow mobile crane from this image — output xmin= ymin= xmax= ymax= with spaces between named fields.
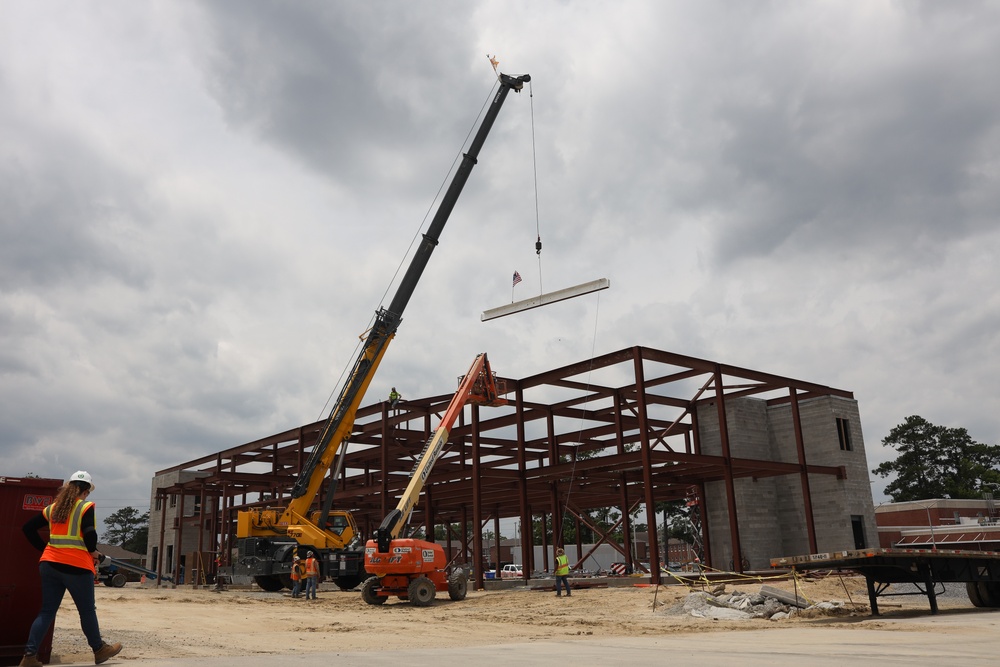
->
xmin=235 ymin=72 xmax=530 ymax=592
xmin=362 ymin=352 xmax=506 ymax=605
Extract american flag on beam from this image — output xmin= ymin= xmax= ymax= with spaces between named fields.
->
xmin=512 ymin=270 xmax=522 ymax=287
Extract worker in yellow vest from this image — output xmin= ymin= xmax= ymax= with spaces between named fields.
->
xmin=20 ymin=471 xmax=123 ymax=666
xmin=554 ymin=547 xmax=571 ymax=597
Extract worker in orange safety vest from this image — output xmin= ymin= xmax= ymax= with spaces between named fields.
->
xmin=289 ymin=555 xmax=306 ymax=598
xmin=20 ymin=471 xmax=123 ymax=666
xmin=303 ymin=551 xmax=319 ymax=599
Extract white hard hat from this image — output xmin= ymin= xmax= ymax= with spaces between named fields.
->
xmin=68 ymin=470 xmax=95 ymax=492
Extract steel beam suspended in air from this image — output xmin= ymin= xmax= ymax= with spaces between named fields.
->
xmin=481 ymin=278 xmax=610 ymax=322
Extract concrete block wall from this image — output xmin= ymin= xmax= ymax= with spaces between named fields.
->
xmin=147 ymin=470 xmax=214 ymax=577
xmin=700 ymin=398 xmax=782 ymax=570
xmin=697 ymin=395 xmax=876 ymax=568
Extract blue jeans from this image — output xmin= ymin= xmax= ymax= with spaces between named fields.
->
xmin=26 ymin=562 xmax=103 ymax=654
xmin=555 ymin=575 xmax=571 ymax=596
xmin=304 ymin=577 xmax=317 ymax=599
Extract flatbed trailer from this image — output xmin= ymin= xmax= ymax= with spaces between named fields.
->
xmin=771 ymin=547 xmax=1000 ymax=615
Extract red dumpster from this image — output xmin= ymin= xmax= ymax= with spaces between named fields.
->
xmin=0 ymin=476 xmax=61 ymax=666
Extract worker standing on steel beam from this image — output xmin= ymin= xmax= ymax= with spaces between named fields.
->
xmin=554 ymin=548 xmax=571 ymax=597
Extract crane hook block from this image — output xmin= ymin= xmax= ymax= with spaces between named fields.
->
xmin=535 ymin=236 xmax=542 ymax=255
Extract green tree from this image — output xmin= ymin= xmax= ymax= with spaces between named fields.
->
xmin=102 ymin=506 xmax=150 ymax=554
xmin=872 ymin=415 xmax=1000 ymax=501
xmin=433 ymin=522 xmax=472 ymax=541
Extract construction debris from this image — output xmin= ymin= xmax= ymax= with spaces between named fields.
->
xmin=661 ymin=584 xmax=859 ymax=621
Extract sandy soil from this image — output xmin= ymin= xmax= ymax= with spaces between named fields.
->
xmin=46 ymin=574 xmax=977 ymax=664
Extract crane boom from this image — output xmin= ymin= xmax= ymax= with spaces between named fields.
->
xmin=235 ymin=71 xmax=529 ymax=593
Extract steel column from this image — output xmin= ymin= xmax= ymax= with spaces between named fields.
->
xmin=790 ymin=389 xmax=819 ymax=553
xmin=713 ymin=364 xmax=744 ymax=572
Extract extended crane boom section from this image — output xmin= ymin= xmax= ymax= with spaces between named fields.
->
xmin=235 ymin=71 xmax=529 ymax=594
xmin=375 ymin=353 xmax=506 ymax=552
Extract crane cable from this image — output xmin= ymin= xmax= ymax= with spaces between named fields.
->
xmin=491 ymin=54 xmax=542 ymax=294
xmin=559 ymin=291 xmax=602 ymax=538
xmin=529 ymin=78 xmax=543 ymax=296
xmin=317 ymin=79 xmax=501 ymax=420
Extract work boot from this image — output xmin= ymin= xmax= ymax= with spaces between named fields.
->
xmin=19 ymin=654 xmax=43 ymax=667
xmin=94 ymin=641 xmax=122 ymax=664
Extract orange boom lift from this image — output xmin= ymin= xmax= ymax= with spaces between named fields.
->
xmin=362 ymin=353 xmax=506 ymax=606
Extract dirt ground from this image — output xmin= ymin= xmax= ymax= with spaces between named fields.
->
xmin=45 ymin=573 xmax=977 ymax=664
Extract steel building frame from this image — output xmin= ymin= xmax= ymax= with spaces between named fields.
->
xmin=153 ymin=345 xmax=850 ymax=586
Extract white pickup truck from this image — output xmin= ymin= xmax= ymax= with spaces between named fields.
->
xmin=500 ymin=564 xmax=523 ymax=579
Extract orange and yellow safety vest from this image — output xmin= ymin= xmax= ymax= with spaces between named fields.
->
xmin=41 ymin=499 xmax=96 ymax=573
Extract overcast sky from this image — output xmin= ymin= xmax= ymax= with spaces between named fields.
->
xmin=3 ymin=1 xmax=999 ymax=528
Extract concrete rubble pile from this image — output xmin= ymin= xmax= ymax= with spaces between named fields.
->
xmin=662 ymin=584 xmax=853 ymax=621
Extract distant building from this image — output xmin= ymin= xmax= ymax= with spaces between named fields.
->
xmin=876 ymin=499 xmax=1000 ymax=550
xmin=146 ymin=470 xmax=217 ymax=584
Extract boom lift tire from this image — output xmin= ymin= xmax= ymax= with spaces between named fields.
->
xmin=448 ymin=569 xmax=468 ymax=601
xmin=407 ymin=576 xmax=436 ymax=607
xmin=253 ymin=575 xmax=285 ymax=592
xmin=361 ymin=577 xmax=387 ymax=605
xmin=102 ymin=573 xmax=127 ymax=588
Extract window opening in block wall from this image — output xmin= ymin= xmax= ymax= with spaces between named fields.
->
xmin=851 ymin=515 xmax=867 ymax=549
xmin=836 ymin=417 xmax=853 ymax=451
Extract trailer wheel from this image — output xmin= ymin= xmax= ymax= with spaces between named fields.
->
xmin=111 ymin=573 xmax=127 ymax=588
xmin=982 ymin=582 xmax=1000 ymax=607
xmin=967 ymin=581 xmax=987 ymax=607
xmin=448 ymin=569 xmax=468 ymax=601
xmin=361 ymin=577 xmax=386 ymax=605
xmin=407 ymin=576 xmax=435 ymax=607
xmin=253 ymin=575 xmax=284 ymax=592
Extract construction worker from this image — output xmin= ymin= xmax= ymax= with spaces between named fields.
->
xmin=289 ymin=555 xmax=305 ymax=598
xmin=554 ymin=547 xmax=571 ymax=597
xmin=389 ymin=387 xmax=402 ymax=409
xmin=19 ymin=471 xmax=123 ymax=666
xmin=304 ymin=551 xmax=319 ymax=599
